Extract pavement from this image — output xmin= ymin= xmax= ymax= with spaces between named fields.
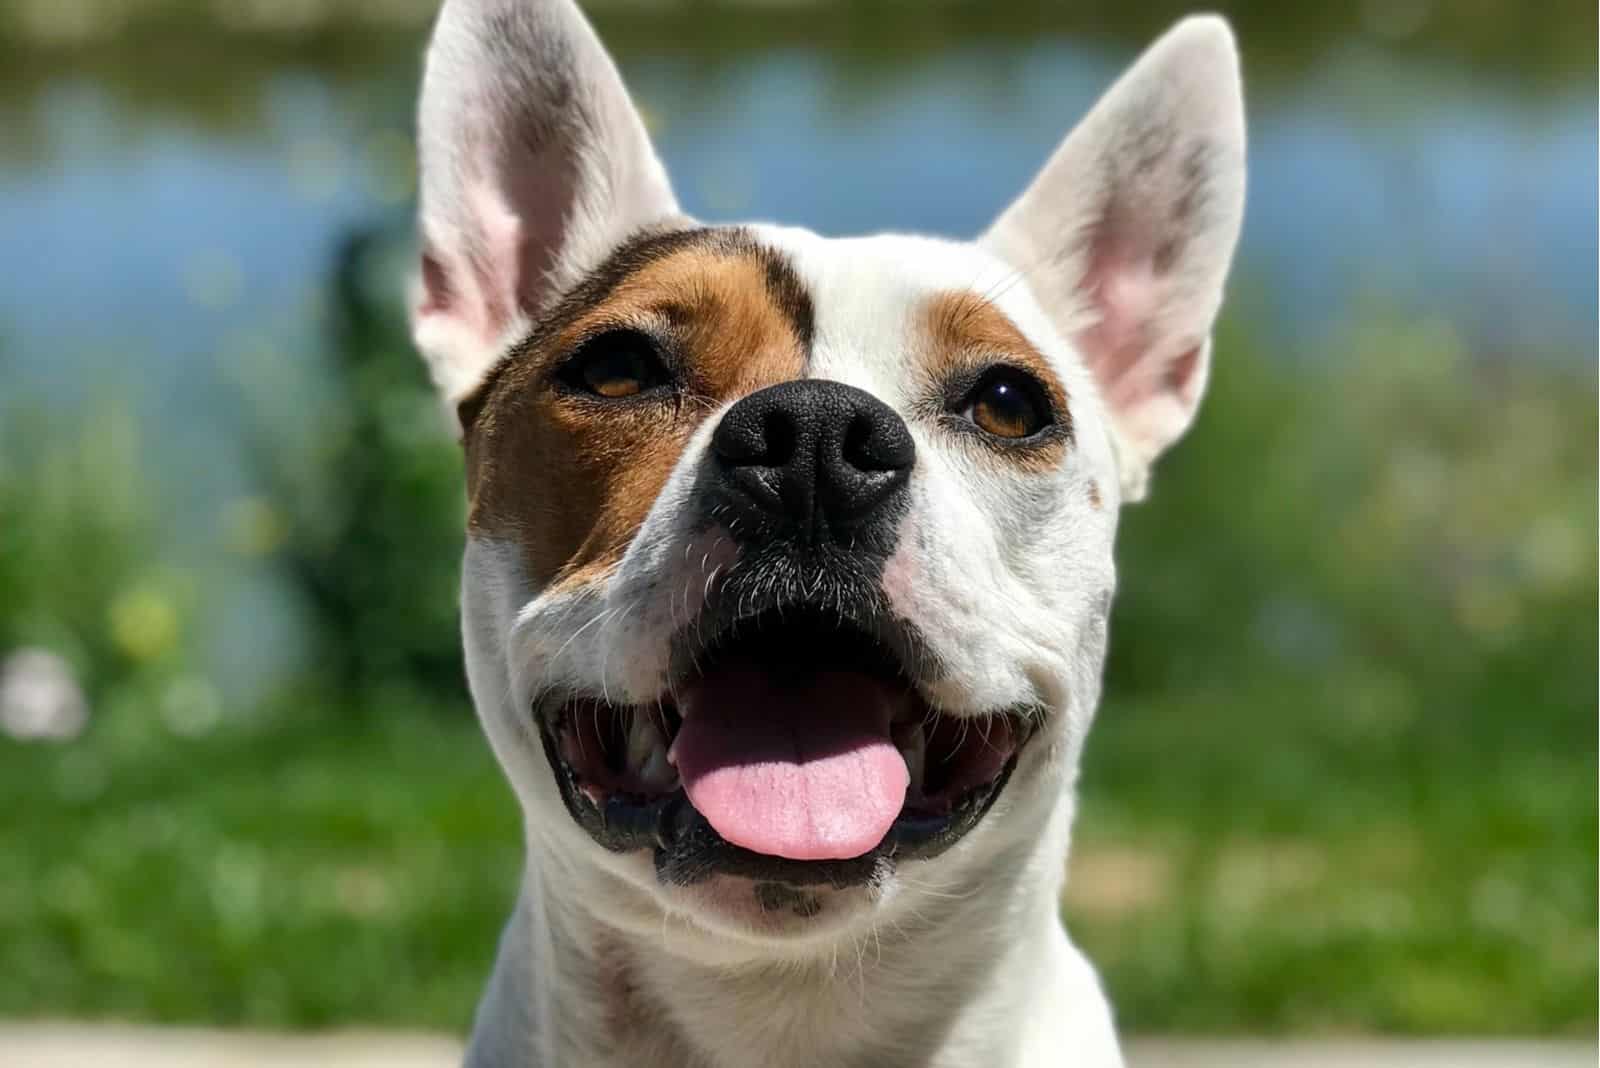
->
xmin=0 ymin=1026 xmax=461 ymax=1068
xmin=0 ymin=1025 xmax=1593 ymax=1066
xmin=1125 ymin=1038 xmax=1595 ymax=1067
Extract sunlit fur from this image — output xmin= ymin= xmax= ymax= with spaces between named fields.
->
xmin=411 ymin=2 xmax=1245 ymax=1065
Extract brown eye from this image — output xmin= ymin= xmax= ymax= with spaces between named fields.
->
xmin=583 ymin=350 xmax=645 ymax=398
xmin=963 ymin=370 xmax=1051 ymax=439
xmin=562 ymin=331 xmax=670 ymax=400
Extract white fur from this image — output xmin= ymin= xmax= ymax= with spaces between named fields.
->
xmin=411 ymin=4 xmax=1246 ymax=1065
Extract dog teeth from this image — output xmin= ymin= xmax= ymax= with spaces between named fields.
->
xmin=895 ymin=721 xmax=927 ymax=796
xmin=627 ymin=712 xmax=677 ymax=789
xmin=639 ymin=745 xmax=676 ymax=789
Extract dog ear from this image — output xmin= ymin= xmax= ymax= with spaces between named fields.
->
xmin=982 ymin=17 xmax=1245 ymax=502
xmin=412 ymin=0 xmax=681 ymax=430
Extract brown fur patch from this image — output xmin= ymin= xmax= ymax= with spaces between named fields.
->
xmin=917 ymin=290 xmax=1071 ymax=468
xmin=462 ymin=228 xmax=811 ymax=592
xmin=1087 ymin=479 xmax=1102 ymax=510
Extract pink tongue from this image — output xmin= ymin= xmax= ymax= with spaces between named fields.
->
xmin=673 ymin=664 xmax=909 ymax=862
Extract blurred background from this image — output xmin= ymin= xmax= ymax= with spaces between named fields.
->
xmin=0 ymin=0 xmax=1594 ymax=1047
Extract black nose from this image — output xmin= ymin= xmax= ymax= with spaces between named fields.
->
xmin=710 ymin=380 xmax=915 ymax=542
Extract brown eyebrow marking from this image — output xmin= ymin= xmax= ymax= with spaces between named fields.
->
xmin=460 ymin=226 xmax=814 ymax=594
xmin=458 ymin=226 xmax=725 ymax=429
xmin=754 ymin=242 xmax=814 ymax=351
xmin=917 ymin=289 xmax=1072 ymax=467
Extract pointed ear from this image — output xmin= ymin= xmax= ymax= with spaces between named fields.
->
xmin=982 ymin=16 xmax=1245 ymax=502
xmin=412 ymin=0 xmax=681 ymax=427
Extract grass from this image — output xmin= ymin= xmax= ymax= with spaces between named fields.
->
xmin=0 ymin=701 xmax=515 ymax=1030
xmin=1066 ymin=315 xmax=1596 ymax=1035
xmin=1071 ymin=682 xmax=1594 ymax=1034
xmin=1 ymin=669 xmax=1588 ymax=1035
xmin=1 ymin=312 xmax=1594 ymax=1035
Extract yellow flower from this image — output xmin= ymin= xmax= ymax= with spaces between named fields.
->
xmin=108 ymin=583 xmax=179 ymax=663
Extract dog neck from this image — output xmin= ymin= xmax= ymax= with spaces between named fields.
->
xmin=465 ymin=807 xmax=1091 ymax=1068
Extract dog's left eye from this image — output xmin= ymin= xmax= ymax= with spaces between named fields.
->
xmin=561 ymin=331 xmax=671 ymax=400
xmin=959 ymin=368 xmax=1052 ymax=440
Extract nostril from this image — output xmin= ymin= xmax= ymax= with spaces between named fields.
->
xmin=762 ymin=407 xmax=798 ymax=468
xmin=712 ymin=398 xmax=801 ymax=469
xmin=841 ymin=414 xmax=875 ymax=471
xmin=842 ymin=409 xmax=915 ymax=474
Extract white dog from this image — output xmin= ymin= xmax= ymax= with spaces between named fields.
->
xmin=410 ymin=2 xmax=1244 ymax=1064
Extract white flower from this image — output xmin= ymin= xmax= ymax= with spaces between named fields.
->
xmin=0 ymin=648 xmax=89 ymax=742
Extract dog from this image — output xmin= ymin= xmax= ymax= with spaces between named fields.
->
xmin=409 ymin=2 xmax=1244 ymax=1064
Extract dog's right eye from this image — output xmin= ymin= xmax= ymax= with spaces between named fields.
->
xmin=560 ymin=331 xmax=671 ymax=400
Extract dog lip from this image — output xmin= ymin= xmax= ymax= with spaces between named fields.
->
xmin=533 ymin=678 xmax=1038 ymax=889
xmin=533 ymin=593 xmax=1034 ymax=884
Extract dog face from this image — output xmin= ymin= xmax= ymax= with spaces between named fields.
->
xmin=412 ymin=0 xmax=1243 ymax=953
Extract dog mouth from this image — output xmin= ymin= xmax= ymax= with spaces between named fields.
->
xmin=536 ymin=610 xmax=1033 ymax=887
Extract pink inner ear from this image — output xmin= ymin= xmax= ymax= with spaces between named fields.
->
xmin=503 ymin=151 xmax=579 ymax=319
xmin=1080 ymin=264 xmax=1158 ymax=410
xmin=1071 ymin=201 xmax=1209 ymax=429
xmin=418 ymin=250 xmax=454 ymax=318
xmin=1077 ymin=219 xmax=1170 ymax=411
xmin=418 ymin=143 xmax=582 ymax=352
xmin=1165 ymin=344 xmax=1205 ymax=407
xmin=465 ymin=180 xmax=523 ymax=343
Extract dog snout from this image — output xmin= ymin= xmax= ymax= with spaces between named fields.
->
xmin=710 ymin=380 xmax=914 ymax=543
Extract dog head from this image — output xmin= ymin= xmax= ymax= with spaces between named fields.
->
xmin=412 ymin=0 xmax=1244 ymax=953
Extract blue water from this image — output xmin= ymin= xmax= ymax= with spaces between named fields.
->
xmin=4 ymin=43 xmax=1592 ymax=376
xmin=1 ymin=37 xmax=1592 ymax=699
